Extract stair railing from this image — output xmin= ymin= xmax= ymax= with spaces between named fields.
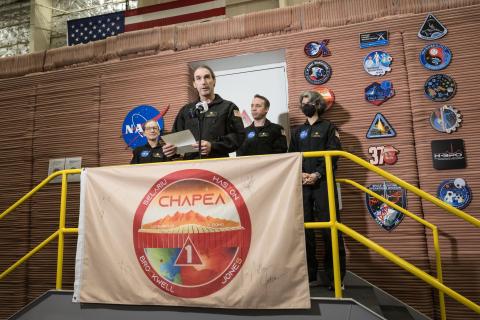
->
xmin=1 ymin=151 xmax=479 ymax=319
xmin=303 ymin=150 xmax=480 ymax=320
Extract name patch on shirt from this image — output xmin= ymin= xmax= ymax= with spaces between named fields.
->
xmin=205 ymin=111 xmax=218 ymax=118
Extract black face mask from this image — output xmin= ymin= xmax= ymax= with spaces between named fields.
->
xmin=301 ymin=103 xmax=317 ymax=117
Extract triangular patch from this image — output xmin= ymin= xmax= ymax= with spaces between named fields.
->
xmin=366 ymin=113 xmax=396 ymax=138
xmin=174 ymin=236 xmax=203 ymax=266
xmin=418 ymin=13 xmax=447 ymax=40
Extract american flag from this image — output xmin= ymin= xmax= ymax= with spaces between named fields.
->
xmin=67 ymin=12 xmax=125 ymax=46
xmin=124 ymin=0 xmax=226 ymax=32
xmin=67 ymin=0 xmax=225 ymax=46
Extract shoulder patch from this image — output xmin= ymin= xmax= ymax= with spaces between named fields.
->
xmin=233 ymin=110 xmax=241 ymax=117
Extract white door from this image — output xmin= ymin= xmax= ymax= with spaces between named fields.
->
xmin=214 ymin=63 xmax=289 ymax=135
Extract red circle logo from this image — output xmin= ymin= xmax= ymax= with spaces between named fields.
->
xmin=133 ymin=169 xmax=251 ymax=298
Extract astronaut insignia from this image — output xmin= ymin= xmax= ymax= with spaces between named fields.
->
xmin=424 ymin=74 xmax=456 ymax=102
xmin=366 ymin=113 xmax=396 ymax=139
xmin=258 ymin=132 xmax=269 ymax=137
xmin=311 ymin=131 xmax=322 ymax=138
xmin=418 ymin=13 xmax=447 ymax=40
xmin=365 ymin=81 xmax=394 ymax=106
xmin=363 ymin=51 xmax=392 ymax=76
xmin=366 ymin=182 xmax=406 ymax=231
xmin=304 ymin=60 xmax=332 ymax=85
xmin=152 ymin=152 xmax=163 ymax=158
xmin=420 ymin=43 xmax=452 ymax=71
xmin=437 ymin=178 xmax=471 ymax=210
xmin=430 ymin=105 xmax=462 ymax=133
xmin=368 ymin=145 xmax=399 ymax=165
xmin=304 ymin=39 xmax=331 ymax=57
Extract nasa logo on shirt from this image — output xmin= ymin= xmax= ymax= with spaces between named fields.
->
xmin=247 ymin=131 xmax=256 ymax=139
xmin=300 ymin=130 xmax=309 ymax=140
xmin=140 ymin=150 xmax=150 ymax=158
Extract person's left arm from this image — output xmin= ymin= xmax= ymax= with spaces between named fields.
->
xmin=310 ymin=122 xmax=341 ymax=183
xmin=210 ymin=104 xmax=245 ymax=155
xmin=272 ymin=125 xmax=288 ymax=153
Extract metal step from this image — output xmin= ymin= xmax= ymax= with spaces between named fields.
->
xmin=9 ymin=271 xmax=431 ymax=320
xmin=11 ymin=290 xmax=385 ymax=320
xmin=309 ymin=271 xmax=431 ymax=320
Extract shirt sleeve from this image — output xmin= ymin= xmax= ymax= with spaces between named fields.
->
xmin=210 ymin=104 xmax=246 ymax=155
xmin=272 ymin=125 xmax=288 ymax=153
xmin=288 ymin=129 xmax=298 ymax=153
xmin=315 ymin=122 xmax=341 ymax=175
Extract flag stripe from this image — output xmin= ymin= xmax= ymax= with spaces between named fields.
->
xmin=125 ymin=0 xmax=225 ymax=25
xmin=125 ymin=7 xmax=225 ymax=31
xmin=125 ymin=0 xmax=223 ymax=17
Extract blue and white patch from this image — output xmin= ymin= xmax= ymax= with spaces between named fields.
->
xmin=363 ymin=51 xmax=392 ymax=76
xmin=420 ymin=44 xmax=452 ymax=71
xmin=247 ymin=131 xmax=256 ymax=139
xmin=437 ymin=178 xmax=472 ymax=210
xmin=140 ymin=150 xmax=150 ymax=158
xmin=300 ymin=130 xmax=309 ymax=140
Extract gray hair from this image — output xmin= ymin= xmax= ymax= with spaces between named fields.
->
xmin=298 ymin=90 xmax=324 ymax=106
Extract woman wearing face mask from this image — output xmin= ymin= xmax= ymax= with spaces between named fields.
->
xmin=288 ymin=90 xmax=346 ymax=289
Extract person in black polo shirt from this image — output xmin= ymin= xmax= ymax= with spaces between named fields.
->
xmin=130 ymin=119 xmax=167 ymax=164
xmin=236 ymin=94 xmax=287 ymax=156
xmin=162 ymin=65 xmax=245 ymax=159
xmin=289 ymin=90 xmax=346 ymax=288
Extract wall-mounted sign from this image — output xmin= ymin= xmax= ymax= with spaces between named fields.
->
xmin=122 ymin=105 xmax=168 ymax=149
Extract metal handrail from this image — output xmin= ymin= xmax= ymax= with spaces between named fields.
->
xmin=1 ymin=152 xmax=479 ymax=318
xmin=0 ymin=169 xmax=81 ymax=289
xmin=303 ymin=150 xmax=480 ymax=319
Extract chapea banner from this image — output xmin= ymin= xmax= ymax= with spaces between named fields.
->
xmin=73 ymin=153 xmax=310 ymax=309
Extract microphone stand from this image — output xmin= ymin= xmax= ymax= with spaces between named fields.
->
xmin=196 ymin=110 xmax=204 ymax=160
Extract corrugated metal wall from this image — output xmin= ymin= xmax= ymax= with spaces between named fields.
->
xmin=1 ymin=3 xmax=479 ymax=320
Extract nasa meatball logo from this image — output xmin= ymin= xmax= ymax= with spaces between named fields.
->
xmin=133 ymin=169 xmax=251 ymax=298
xmin=122 ymin=105 xmax=168 ymax=149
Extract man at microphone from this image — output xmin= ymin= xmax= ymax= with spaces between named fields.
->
xmin=163 ymin=65 xmax=245 ymax=159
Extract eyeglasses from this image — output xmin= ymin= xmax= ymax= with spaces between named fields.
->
xmin=145 ymin=127 xmax=159 ymax=131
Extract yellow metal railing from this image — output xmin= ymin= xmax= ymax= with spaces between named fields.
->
xmin=0 ymin=169 xmax=80 ymax=289
xmin=303 ymin=150 xmax=480 ymax=319
xmin=1 ymin=152 xmax=479 ymax=318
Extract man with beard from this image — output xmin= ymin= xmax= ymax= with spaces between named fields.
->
xmin=289 ymin=90 xmax=346 ymax=289
xmin=162 ymin=65 xmax=245 ymax=159
xmin=236 ymin=94 xmax=287 ymax=156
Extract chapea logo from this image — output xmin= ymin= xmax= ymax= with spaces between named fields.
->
xmin=133 ymin=169 xmax=251 ymax=298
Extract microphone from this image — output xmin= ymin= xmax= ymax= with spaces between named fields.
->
xmin=194 ymin=101 xmax=209 ymax=115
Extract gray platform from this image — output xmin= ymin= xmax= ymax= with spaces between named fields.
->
xmin=9 ymin=272 xmax=431 ymax=320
